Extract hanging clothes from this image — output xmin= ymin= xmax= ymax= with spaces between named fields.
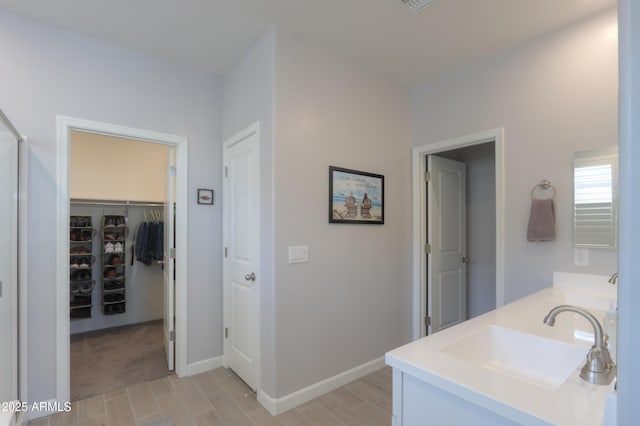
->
xmin=133 ymin=216 xmax=164 ymax=265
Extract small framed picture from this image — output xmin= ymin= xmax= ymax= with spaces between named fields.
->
xmin=197 ymin=188 xmax=214 ymax=205
xmin=329 ymin=166 xmax=384 ymax=224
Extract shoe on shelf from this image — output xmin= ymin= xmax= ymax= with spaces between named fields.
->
xmin=114 ymin=242 xmax=124 ymax=253
xmin=79 ymin=257 xmax=90 ymax=269
xmin=104 ymin=216 xmax=115 ymax=228
xmin=104 ymin=267 xmax=117 ymax=279
xmin=70 ymin=258 xmax=80 ymax=269
xmin=105 ymin=242 xmax=115 ymax=253
xmin=109 ymin=254 xmax=122 ymax=265
xmin=104 ymin=280 xmax=122 ymax=291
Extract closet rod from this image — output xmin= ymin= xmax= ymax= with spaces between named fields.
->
xmin=70 ymin=198 xmax=166 ymax=207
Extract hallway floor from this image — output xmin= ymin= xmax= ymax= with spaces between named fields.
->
xmin=30 ymin=366 xmax=392 ymax=426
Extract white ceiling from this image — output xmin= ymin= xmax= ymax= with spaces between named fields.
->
xmin=0 ymin=0 xmax=617 ymax=86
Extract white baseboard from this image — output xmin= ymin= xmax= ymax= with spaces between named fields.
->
xmin=24 ymin=399 xmax=67 ymax=421
xmin=258 ymin=356 xmax=386 ymax=416
xmin=182 ymin=355 xmax=224 ymax=377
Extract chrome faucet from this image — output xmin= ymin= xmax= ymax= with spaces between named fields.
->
xmin=543 ymin=305 xmax=616 ymax=385
xmin=608 ymin=272 xmax=619 ymax=285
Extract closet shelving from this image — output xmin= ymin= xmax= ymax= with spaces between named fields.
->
xmin=101 ymin=214 xmax=128 ymax=315
xmin=69 ymin=215 xmax=96 ymax=320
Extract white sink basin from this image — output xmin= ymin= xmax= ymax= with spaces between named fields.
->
xmin=442 ymin=325 xmax=587 ymax=390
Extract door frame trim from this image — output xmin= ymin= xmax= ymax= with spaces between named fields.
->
xmin=55 ymin=116 xmax=189 ymax=404
xmin=412 ymin=128 xmax=505 ymax=338
xmin=222 ymin=122 xmax=261 ymax=392
xmin=18 ymin=136 xmax=29 ymax=412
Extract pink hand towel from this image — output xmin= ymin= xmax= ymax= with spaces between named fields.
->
xmin=527 ymin=198 xmax=556 ymax=241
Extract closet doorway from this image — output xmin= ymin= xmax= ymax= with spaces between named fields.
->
xmin=55 ymin=117 xmax=188 ymax=404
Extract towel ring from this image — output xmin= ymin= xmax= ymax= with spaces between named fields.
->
xmin=531 ymin=179 xmax=555 ymax=199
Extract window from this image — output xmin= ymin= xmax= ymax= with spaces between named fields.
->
xmin=573 ymin=148 xmax=618 ymax=248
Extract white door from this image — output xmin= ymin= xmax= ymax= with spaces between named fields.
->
xmin=223 ymin=126 xmax=260 ymax=390
xmin=0 ymin=129 xmax=18 ymax=402
xmin=163 ymin=147 xmax=176 ymax=371
xmin=427 ymin=155 xmax=467 ymax=334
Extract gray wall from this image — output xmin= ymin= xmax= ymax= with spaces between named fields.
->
xmin=0 ymin=10 xmax=223 ymax=402
xmin=222 ymin=28 xmax=277 ymax=396
xmin=412 ymin=9 xmax=619 ymax=304
xmin=617 ymin=0 xmax=640 ymax=421
xmin=273 ymin=31 xmax=413 ymax=397
xmin=461 ymin=145 xmax=496 ymax=318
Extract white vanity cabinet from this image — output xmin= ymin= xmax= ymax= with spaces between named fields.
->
xmin=386 ymin=276 xmax=617 ymax=426
xmin=391 ymin=368 xmax=525 ymax=426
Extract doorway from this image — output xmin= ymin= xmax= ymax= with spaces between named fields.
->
xmin=412 ymin=128 xmax=505 ymax=338
xmin=68 ymin=131 xmax=175 ymax=400
xmin=56 ymin=116 xmax=189 ymax=404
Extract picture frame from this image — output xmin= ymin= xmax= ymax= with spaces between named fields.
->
xmin=329 ymin=166 xmax=384 ymax=224
xmin=197 ymin=188 xmax=214 ymax=205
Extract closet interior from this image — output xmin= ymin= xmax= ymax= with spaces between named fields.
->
xmin=69 ymin=130 xmax=173 ymax=401
xmin=69 ymin=203 xmax=165 ymax=330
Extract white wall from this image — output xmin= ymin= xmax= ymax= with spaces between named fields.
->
xmin=412 ymin=9 xmax=619 ymax=303
xmin=70 ymin=131 xmax=170 ymax=202
xmin=222 ymin=28 xmax=277 ymax=396
xmin=273 ymin=31 xmax=413 ymax=397
xmin=0 ymin=9 xmax=222 ymax=403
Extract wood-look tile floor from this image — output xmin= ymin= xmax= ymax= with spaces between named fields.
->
xmin=70 ymin=320 xmax=169 ymax=401
xmin=30 ymin=366 xmax=392 ymax=426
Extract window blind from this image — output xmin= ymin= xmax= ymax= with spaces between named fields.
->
xmin=574 ymin=160 xmax=617 ymax=248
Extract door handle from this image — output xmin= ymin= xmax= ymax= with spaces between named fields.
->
xmin=461 ymin=257 xmax=470 ymax=263
xmin=244 ymin=272 xmax=256 ymax=281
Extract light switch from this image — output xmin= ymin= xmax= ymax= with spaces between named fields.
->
xmin=289 ymin=246 xmax=309 ymax=264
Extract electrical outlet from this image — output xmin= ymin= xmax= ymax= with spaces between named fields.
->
xmin=574 ymin=248 xmax=589 ymax=266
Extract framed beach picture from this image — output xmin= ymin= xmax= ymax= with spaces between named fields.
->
xmin=329 ymin=166 xmax=384 ymax=224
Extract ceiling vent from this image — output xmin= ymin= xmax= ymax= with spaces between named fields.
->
xmin=401 ymin=0 xmax=439 ymax=13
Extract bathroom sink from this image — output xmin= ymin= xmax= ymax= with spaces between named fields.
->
xmin=442 ymin=325 xmax=586 ymax=390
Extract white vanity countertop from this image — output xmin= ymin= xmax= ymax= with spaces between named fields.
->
xmin=386 ymin=283 xmax=616 ymax=426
